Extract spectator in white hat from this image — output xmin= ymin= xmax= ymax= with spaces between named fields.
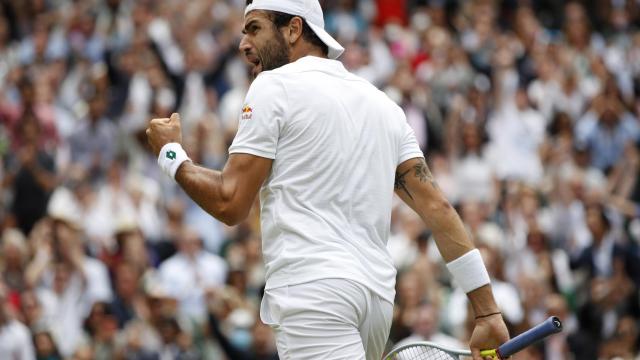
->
xmin=24 ymin=187 xmax=112 ymax=357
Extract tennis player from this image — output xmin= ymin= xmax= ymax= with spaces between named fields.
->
xmin=146 ymin=0 xmax=509 ymax=359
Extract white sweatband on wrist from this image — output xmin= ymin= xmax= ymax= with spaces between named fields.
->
xmin=158 ymin=143 xmax=191 ymax=179
xmin=446 ymin=249 xmax=491 ymax=293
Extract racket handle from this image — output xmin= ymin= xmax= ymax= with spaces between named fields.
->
xmin=479 ymin=349 xmax=497 ymax=357
xmin=497 ymin=316 xmax=563 ymax=358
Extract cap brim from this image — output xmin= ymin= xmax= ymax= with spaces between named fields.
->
xmin=306 ymin=22 xmax=344 ymax=59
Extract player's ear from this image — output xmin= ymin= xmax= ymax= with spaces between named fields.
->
xmin=287 ymin=16 xmax=303 ymax=44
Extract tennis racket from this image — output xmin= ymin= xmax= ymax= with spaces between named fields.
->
xmin=385 ymin=316 xmax=563 ymax=360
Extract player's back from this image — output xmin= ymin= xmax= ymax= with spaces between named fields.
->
xmin=229 ymin=56 xmax=423 ymax=302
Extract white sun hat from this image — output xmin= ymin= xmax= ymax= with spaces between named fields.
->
xmin=244 ymin=0 xmax=345 ymax=59
xmin=47 ymin=187 xmax=83 ymax=230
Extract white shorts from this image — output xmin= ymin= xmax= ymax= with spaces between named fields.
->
xmin=260 ymin=278 xmax=393 ymax=360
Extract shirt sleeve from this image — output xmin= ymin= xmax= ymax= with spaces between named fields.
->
xmin=228 ymin=74 xmax=287 ymax=159
xmin=396 ymin=107 xmax=424 ymax=165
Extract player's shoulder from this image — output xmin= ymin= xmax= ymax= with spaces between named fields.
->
xmin=245 ymin=72 xmax=287 ymax=100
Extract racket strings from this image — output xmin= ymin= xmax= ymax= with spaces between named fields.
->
xmin=387 ymin=345 xmax=466 ymax=360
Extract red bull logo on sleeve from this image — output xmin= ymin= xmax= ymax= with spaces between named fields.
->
xmin=242 ymin=105 xmax=253 ymax=120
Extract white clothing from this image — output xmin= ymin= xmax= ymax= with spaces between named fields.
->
xmin=127 ymin=73 xmax=152 ymax=119
xmin=158 ymin=252 xmax=227 ymax=320
xmin=219 ymin=85 xmax=248 ymax=132
xmin=453 ymin=153 xmax=494 ymax=203
xmin=229 ymin=56 xmax=423 ymax=303
xmin=0 ymin=320 xmax=35 ymax=360
xmin=38 ymin=257 xmax=111 ymax=356
xmin=37 ymin=286 xmax=86 ymax=357
xmin=178 ymin=72 xmax=208 ymax=132
xmin=260 ymin=279 xmax=393 ymax=360
xmin=40 ymin=258 xmax=112 ymax=316
xmin=486 ymin=105 xmax=545 ymax=184
xmin=83 ymin=184 xmax=137 ymax=250
xmin=528 ymin=79 xmax=560 ymax=123
xmin=387 ymin=233 xmax=418 ymax=270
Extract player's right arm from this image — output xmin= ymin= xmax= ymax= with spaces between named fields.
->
xmin=174 ymin=154 xmax=272 ymax=226
xmin=148 ymin=74 xmax=284 ymax=227
xmin=394 ymin=157 xmax=509 ymax=360
xmin=146 ymin=113 xmax=272 ymax=226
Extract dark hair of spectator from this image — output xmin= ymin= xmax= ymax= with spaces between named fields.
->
xmin=32 ymin=330 xmax=62 ymax=358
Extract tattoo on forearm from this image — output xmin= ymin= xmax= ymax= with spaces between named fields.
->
xmin=413 ymin=159 xmax=440 ymax=190
xmin=394 ymin=168 xmax=413 ymax=200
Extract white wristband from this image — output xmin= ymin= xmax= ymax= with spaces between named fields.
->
xmin=446 ymin=249 xmax=491 ymax=293
xmin=158 ymin=143 xmax=191 ymax=179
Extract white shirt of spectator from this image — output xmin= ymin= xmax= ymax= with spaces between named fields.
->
xmin=158 ymin=251 xmax=227 ymax=320
xmin=453 ymin=153 xmax=494 ymax=203
xmin=0 ymin=320 xmax=35 ymax=360
xmin=486 ymin=103 xmax=545 ymax=184
xmin=38 ymin=258 xmax=112 ymax=357
xmin=229 ymin=56 xmax=424 ymax=303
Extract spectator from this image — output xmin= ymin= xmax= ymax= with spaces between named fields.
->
xmin=394 ymin=301 xmax=463 ymax=350
xmin=110 ymin=261 xmax=143 ymax=328
xmin=570 ymin=203 xmax=637 ymax=358
xmin=82 ymin=302 xmax=119 ymax=359
xmin=67 ymin=90 xmax=117 ymax=181
xmin=207 ymin=290 xmax=278 ymax=360
xmin=0 ymin=75 xmax=59 ymax=152
xmin=3 ymin=114 xmax=56 ymax=235
xmin=575 ymin=95 xmax=640 ymax=172
xmin=1 ymin=228 xmax=29 ymax=294
xmin=486 ymin=87 xmax=546 ymax=184
xmin=387 ymin=204 xmax=426 ymax=270
xmin=0 ymin=280 xmax=35 ymax=360
xmin=32 ymin=330 xmax=62 ymax=360
xmin=451 ymin=122 xmax=496 ymax=205
xmin=19 ymin=290 xmax=47 ymax=331
xmin=158 ymin=227 xmax=227 ymax=322
xmin=24 ymin=188 xmax=112 ymax=356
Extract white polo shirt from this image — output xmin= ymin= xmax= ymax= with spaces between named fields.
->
xmin=229 ymin=56 xmax=423 ymax=303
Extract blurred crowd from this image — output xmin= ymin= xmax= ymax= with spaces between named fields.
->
xmin=0 ymin=0 xmax=640 ymax=359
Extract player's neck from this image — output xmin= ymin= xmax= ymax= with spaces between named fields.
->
xmin=289 ymin=44 xmax=328 ymax=63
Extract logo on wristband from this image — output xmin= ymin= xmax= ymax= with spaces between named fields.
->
xmin=166 ymin=150 xmax=177 ymax=160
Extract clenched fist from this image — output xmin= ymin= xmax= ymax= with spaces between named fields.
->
xmin=146 ymin=113 xmax=183 ymax=156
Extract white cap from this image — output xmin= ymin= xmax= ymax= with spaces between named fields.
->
xmin=47 ymin=187 xmax=83 ymax=230
xmin=244 ymin=0 xmax=344 ymax=59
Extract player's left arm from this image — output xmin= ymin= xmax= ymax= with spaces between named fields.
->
xmin=394 ymin=157 xmax=473 ymax=262
xmin=394 ymin=158 xmax=498 ymax=311
xmin=394 ymin=157 xmax=509 ymax=360
xmin=147 ymin=113 xmax=272 ymax=226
